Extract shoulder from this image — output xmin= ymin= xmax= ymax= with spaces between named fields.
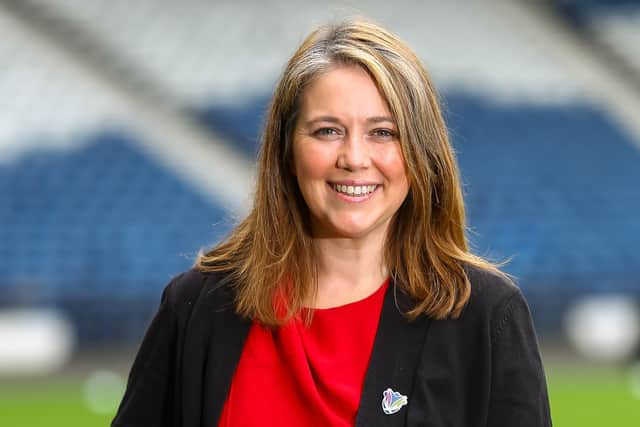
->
xmin=462 ymin=267 xmax=551 ymax=424
xmin=464 ymin=263 xmax=520 ymax=309
xmin=160 ymin=268 xmax=236 ymax=318
xmin=461 ymin=263 xmax=534 ymax=342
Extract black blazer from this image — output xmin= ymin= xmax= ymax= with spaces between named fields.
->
xmin=112 ymin=265 xmax=551 ymax=426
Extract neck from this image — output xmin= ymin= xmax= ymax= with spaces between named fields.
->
xmin=310 ymin=232 xmax=389 ymax=309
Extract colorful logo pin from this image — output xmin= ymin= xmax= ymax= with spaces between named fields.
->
xmin=381 ymin=388 xmax=408 ymax=415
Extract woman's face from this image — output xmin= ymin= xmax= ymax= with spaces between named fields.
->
xmin=292 ymin=65 xmax=410 ymax=241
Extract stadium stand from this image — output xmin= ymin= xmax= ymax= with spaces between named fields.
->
xmin=0 ymin=130 xmax=230 ymax=296
xmin=0 ymin=131 xmax=232 ymax=342
xmin=19 ymin=0 xmax=593 ymax=104
xmin=447 ymin=94 xmax=640 ymax=290
xmin=1 ymin=0 xmax=639 ymax=345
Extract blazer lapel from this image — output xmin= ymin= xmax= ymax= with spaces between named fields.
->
xmin=201 ymin=287 xmax=251 ymax=427
xmin=180 ymin=275 xmax=251 ymax=427
xmin=355 ymin=280 xmax=431 ymax=427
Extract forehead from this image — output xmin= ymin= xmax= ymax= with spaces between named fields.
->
xmin=298 ymin=65 xmax=392 ymax=119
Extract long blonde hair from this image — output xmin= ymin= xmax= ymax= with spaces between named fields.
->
xmin=197 ymin=18 xmax=506 ymax=326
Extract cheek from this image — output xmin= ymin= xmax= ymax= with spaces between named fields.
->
xmin=378 ymin=145 xmax=409 ymax=183
xmin=294 ymin=144 xmax=334 ymax=181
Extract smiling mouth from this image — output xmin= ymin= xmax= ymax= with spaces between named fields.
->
xmin=329 ymin=183 xmax=379 ymax=197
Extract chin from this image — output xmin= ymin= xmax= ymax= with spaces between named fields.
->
xmin=328 ymin=223 xmax=379 ymax=240
xmin=311 ymin=213 xmax=389 ymax=240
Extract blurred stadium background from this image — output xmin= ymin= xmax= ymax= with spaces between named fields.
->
xmin=0 ymin=0 xmax=639 ymax=425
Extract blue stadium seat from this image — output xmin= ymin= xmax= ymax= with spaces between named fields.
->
xmin=0 ymin=129 xmax=232 ymax=306
xmin=445 ymin=94 xmax=640 ymax=292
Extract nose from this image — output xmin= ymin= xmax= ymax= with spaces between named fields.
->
xmin=337 ymin=133 xmax=370 ymax=171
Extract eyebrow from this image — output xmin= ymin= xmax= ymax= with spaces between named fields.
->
xmin=303 ymin=115 xmax=396 ymax=127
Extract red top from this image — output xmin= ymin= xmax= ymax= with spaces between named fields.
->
xmin=217 ymin=279 xmax=389 ymax=427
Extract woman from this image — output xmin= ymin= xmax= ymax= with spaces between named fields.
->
xmin=113 ymin=19 xmax=551 ymax=427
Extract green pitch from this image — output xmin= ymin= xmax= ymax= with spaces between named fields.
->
xmin=1 ymin=367 xmax=639 ymax=426
xmin=547 ymin=367 xmax=640 ymax=426
xmin=0 ymin=381 xmax=113 ymax=427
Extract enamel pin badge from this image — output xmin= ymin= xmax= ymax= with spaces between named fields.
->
xmin=381 ymin=388 xmax=408 ymax=415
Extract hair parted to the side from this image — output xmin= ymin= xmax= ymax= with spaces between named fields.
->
xmin=196 ymin=18 xmax=508 ymax=326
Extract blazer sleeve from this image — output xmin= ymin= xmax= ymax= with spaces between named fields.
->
xmin=487 ymin=288 xmax=552 ymax=427
xmin=111 ymin=277 xmax=182 ymax=427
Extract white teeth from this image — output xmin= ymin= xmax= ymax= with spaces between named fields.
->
xmin=332 ymin=184 xmax=377 ymax=196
